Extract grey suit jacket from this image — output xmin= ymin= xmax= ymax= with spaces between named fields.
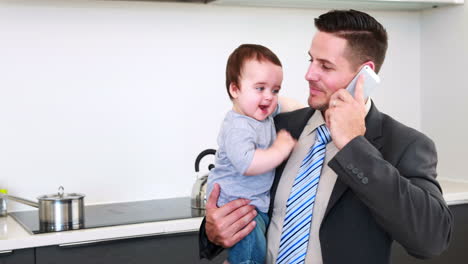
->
xmin=200 ymin=103 xmax=453 ymax=264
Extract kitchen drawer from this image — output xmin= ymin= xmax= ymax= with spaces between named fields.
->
xmin=0 ymin=248 xmax=34 ymax=264
xmin=391 ymin=203 xmax=468 ymax=264
xmin=36 ymin=231 xmax=225 ymax=264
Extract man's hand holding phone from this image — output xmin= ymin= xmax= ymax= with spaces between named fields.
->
xmin=326 ymin=72 xmax=368 ymax=150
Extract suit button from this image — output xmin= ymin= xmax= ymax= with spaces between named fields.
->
xmin=352 ymin=168 xmax=359 ymax=174
xmin=347 ymin=164 xmax=354 ymax=170
xmin=357 ymin=172 xmax=364 ymax=179
xmin=362 ymin=177 xmax=368 ymax=184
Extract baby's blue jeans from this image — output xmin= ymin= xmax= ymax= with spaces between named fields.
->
xmin=227 ymin=210 xmax=269 ymax=264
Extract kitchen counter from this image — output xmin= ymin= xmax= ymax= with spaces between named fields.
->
xmin=0 ymin=215 xmax=203 ymax=252
xmin=0 ymin=197 xmax=205 ymax=252
xmin=1 ymin=178 xmax=468 ymax=252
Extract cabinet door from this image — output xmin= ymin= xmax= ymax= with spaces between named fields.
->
xmin=36 ymin=231 xmax=226 ymax=264
xmin=391 ymin=203 xmax=468 ymax=264
xmin=0 ymin=248 xmax=35 ymax=264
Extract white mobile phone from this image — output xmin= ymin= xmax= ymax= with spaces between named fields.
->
xmin=345 ymin=65 xmax=380 ymax=100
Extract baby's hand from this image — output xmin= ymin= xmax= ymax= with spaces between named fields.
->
xmin=272 ymin=130 xmax=296 ymax=157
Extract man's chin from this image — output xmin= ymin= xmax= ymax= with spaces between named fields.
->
xmin=308 ymin=98 xmax=328 ymax=111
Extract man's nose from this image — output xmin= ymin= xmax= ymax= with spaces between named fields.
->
xmin=305 ymin=64 xmax=319 ymax=82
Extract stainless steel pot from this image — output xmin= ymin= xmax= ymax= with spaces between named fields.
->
xmin=7 ymin=186 xmax=85 ymax=232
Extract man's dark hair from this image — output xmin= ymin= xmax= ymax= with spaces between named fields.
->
xmin=315 ymin=9 xmax=388 ymax=73
xmin=225 ymin=44 xmax=282 ymax=99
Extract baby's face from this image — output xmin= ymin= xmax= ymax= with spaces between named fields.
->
xmin=230 ymin=59 xmax=283 ymax=121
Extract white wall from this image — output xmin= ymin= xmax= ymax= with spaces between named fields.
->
xmin=421 ymin=4 xmax=468 ymax=181
xmin=0 ymin=1 xmax=421 ymax=210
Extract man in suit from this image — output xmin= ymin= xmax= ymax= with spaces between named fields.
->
xmin=199 ymin=9 xmax=452 ymax=263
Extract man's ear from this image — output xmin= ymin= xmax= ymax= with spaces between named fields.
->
xmin=362 ymin=61 xmax=376 ymax=72
xmin=229 ymin=83 xmax=240 ymax=99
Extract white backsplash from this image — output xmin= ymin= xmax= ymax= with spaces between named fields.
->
xmin=0 ymin=1 xmax=425 ymax=211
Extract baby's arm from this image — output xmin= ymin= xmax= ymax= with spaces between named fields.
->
xmin=244 ymin=130 xmax=296 ymax=176
xmin=278 ymin=96 xmax=305 ymax=113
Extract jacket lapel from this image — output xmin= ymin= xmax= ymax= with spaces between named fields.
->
xmin=324 ymin=102 xmax=384 ymax=217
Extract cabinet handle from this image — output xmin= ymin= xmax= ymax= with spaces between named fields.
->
xmin=59 ymin=230 xmax=198 ymax=248
xmin=0 ymin=250 xmax=13 ymax=255
xmin=59 ymin=235 xmax=138 ymax=248
xmin=59 ymin=240 xmax=108 ymax=248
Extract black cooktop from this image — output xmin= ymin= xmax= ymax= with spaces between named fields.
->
xmin=10 ymin=197 xmax=205 ymax=234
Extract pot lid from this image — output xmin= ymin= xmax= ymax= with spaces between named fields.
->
xmin=38 ymin=193 xmax=85 ymax=201
xmin=37 ymin=186 xmax=85 ymax=201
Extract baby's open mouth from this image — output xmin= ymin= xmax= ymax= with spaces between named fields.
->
xmin=259 ymin=105 xmax=269 ymax=111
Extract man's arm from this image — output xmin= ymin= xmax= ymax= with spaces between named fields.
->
xmin=326 ymin=78 xmax=452 ymax=258
xmin=328 ymin=134 xmax=452 ymax=258
xmin=278 ymin=96 xmax=305 ymax=113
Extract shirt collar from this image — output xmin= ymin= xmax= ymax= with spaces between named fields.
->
xmin=364 ymin=97 xmax=372 ymax=114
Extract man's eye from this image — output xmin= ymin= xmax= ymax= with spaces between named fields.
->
xmin=308 ymin=58 xmax=313 ymax=62
xmin=322 ymin=64 xmax=332 ymax=70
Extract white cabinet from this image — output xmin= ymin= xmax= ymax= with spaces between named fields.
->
xmin=210 ymin=0 xmax=464 ymax=11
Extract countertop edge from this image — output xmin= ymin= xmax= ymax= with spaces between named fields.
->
xmin=0 ymin=216 xmax=203 ymax=251
xmin=444 ymin=192 xmax=468 ymax=205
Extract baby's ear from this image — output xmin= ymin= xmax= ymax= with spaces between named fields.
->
xmin=229 ymin=82 xmax=240 ymax=99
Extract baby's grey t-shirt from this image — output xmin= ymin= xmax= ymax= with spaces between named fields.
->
xmin=206 ymin=110 xmax=277 ymax=213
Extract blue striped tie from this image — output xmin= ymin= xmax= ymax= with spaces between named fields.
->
xmin=276 ymin=124 xmax=331 ymax=264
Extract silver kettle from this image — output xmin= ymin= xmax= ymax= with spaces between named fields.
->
xmin=191 ymin=149 xmax=216 ymax=210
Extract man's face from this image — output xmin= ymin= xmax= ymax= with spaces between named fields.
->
xmin=305 ymin=31 xmax=358 ymax=111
